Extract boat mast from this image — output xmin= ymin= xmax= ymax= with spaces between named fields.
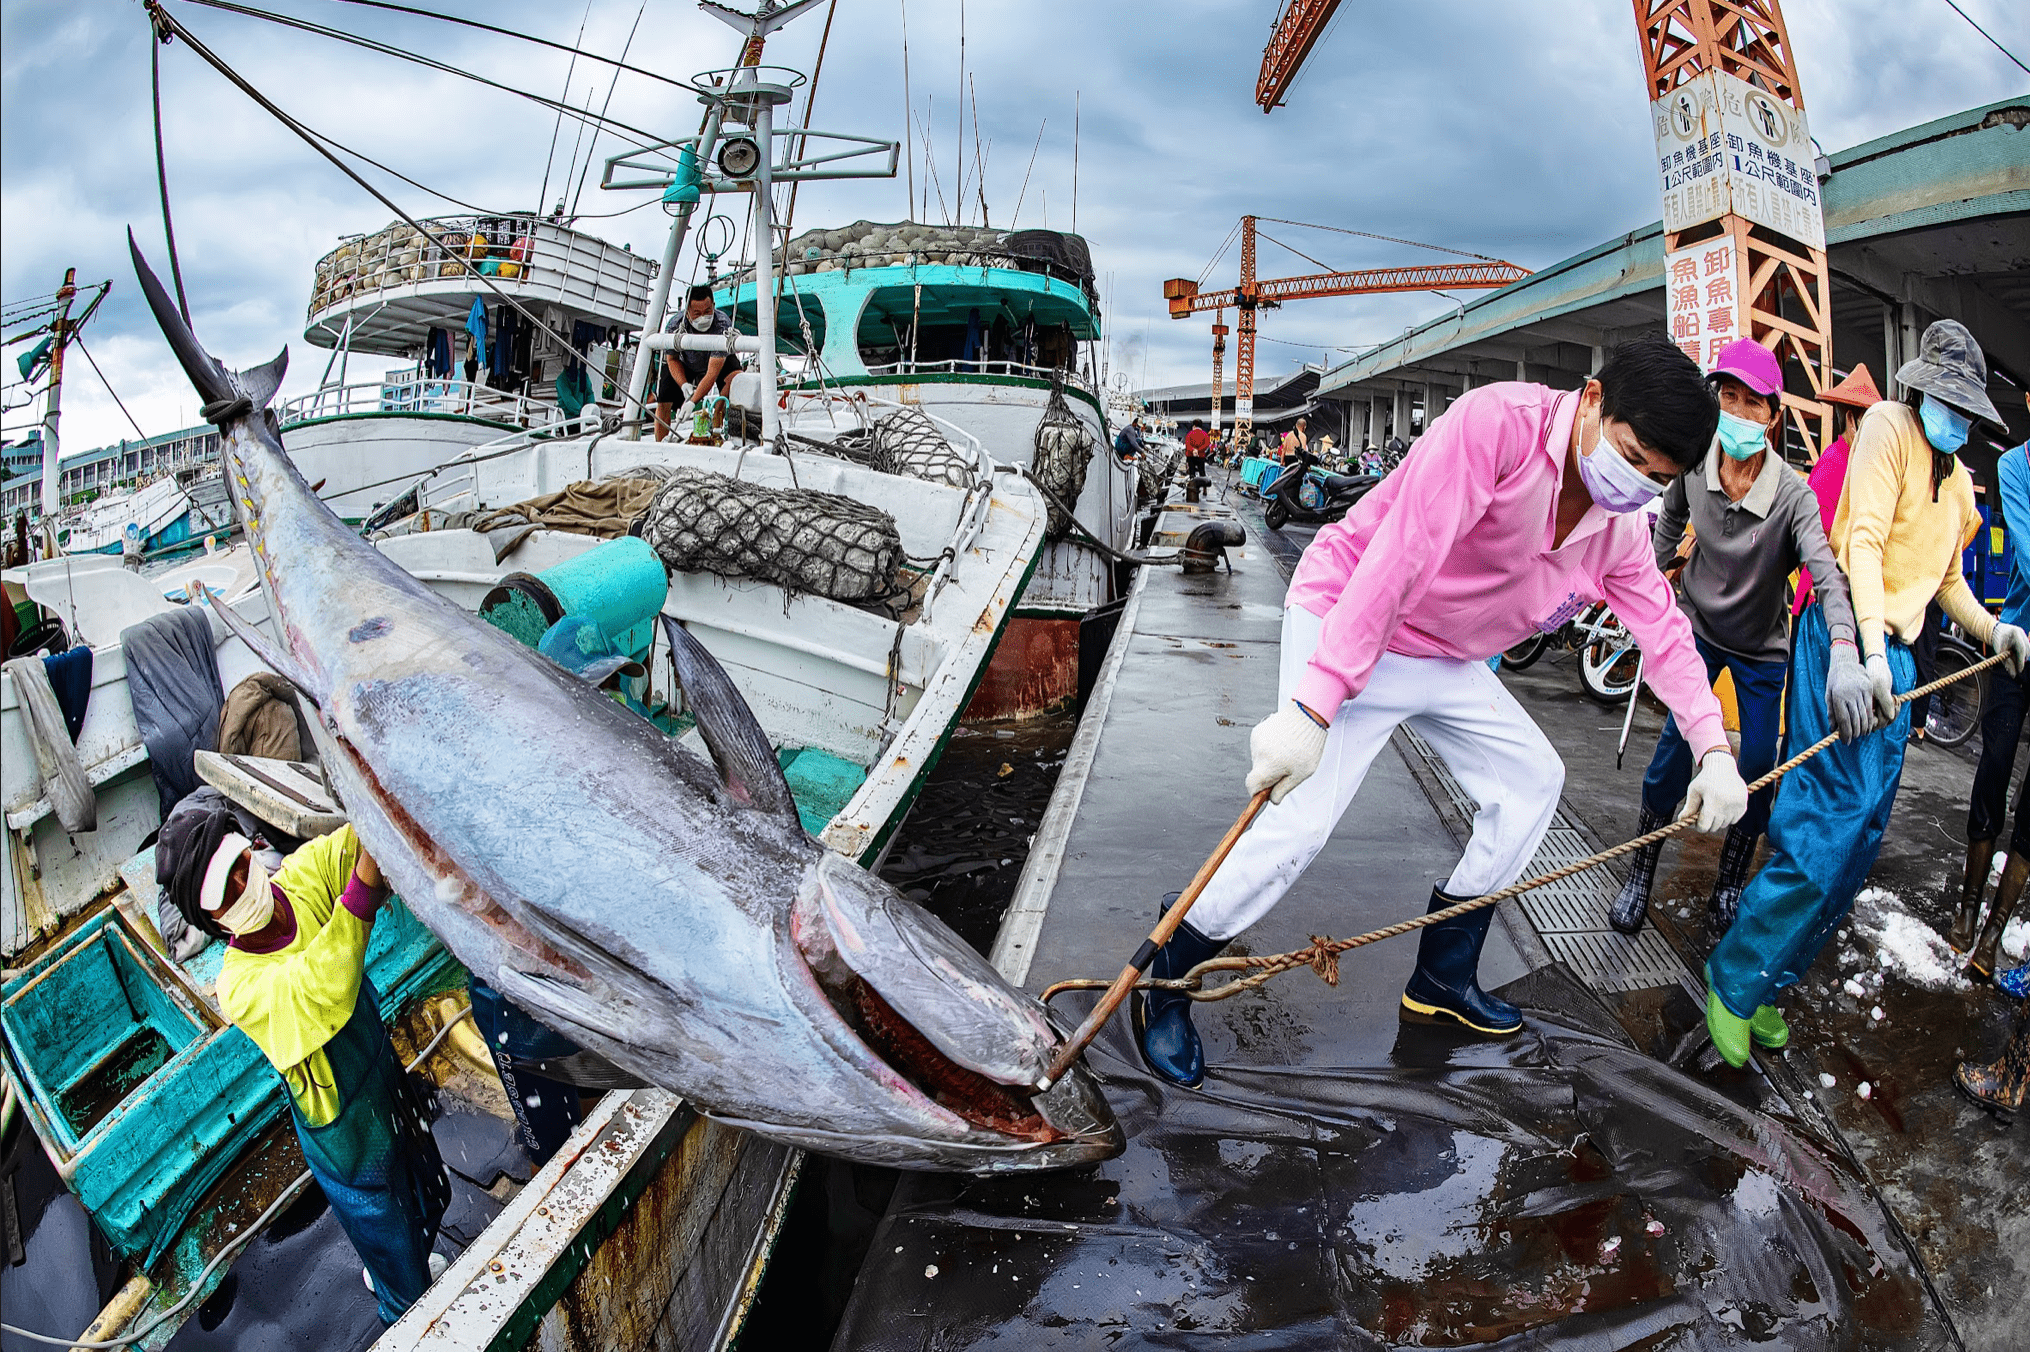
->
xmin=38 ymin=268 xmax=77 ymax=548
xmin=623 ymin=0 xmax=815 ymax=440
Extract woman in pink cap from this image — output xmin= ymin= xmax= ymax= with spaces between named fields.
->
xmin=1610 ymin=338 xmax=1869 ymax=944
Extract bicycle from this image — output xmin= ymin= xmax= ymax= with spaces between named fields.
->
xmin=1501 ymin=601 xmax=1640 ymax=702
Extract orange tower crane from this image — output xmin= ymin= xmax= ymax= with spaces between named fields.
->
xmin=1254 ymin=0 xmax=1834 ymax=457
xmin=1164 ymin=215 xmax=1529 ymax=453
xmin=1635 ymin=0 xmax=1834 ymax=455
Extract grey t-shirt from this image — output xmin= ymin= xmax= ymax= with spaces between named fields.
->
xmin=1651 ymin=444 xmax=1856 ymax=664
xmin=664 ymin=308 xmax=743 ymax=383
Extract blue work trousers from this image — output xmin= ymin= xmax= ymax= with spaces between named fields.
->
xmin=1641 ymin=634 xmax=1788 ymax=840
xmin=1709 ymin=604 xmax=1914 ymax=1017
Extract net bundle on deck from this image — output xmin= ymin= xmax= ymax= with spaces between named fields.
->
xmin=635 ymin=467 xmax=904 ymax=604
xmin=871 ymin=406 xmax=980 ymax=490
xmin=1030 ymin=379 xmax=1095 ymax=536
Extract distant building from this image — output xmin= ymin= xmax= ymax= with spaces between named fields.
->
xmin=1318 ymin=98 xmax=2030 ymax=464
xmin=0 ymin=423 xmax=222 ymax=521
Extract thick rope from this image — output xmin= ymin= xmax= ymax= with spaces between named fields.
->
xmin=1041 ymin=647 xmax=2009 ymax=1006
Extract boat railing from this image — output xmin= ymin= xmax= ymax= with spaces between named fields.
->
xmin=306 ymin=215 xmax=657 ymax=329
xmin=279 ymin=377 xmax=616 ymax=432
xmin=859 ymin=358 xmax=1100 ymax=397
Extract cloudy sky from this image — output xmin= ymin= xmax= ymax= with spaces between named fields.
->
xmin=2 ymin=0 xmax=2025 ymax=454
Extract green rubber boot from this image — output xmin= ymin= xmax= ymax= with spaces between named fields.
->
xmin=1705 ymin=974 xmax=1753 ymax=1068
xmin=1750 ymin=1004 xmax=1789 ymax=1049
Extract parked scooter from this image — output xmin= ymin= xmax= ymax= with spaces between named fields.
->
xmin=1261 ymin=448 xmax=1378 ymax=530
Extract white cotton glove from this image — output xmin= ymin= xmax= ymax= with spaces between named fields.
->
xmin=1824 ymin=641 xmax=1877 ymax=742
xmin=1994 ymin=622 xmax=2030 ymax=678
xmin=1683 ymin=749 xmax=1748 ymax=834
xmin=1865 ymin=652 xmax=1897 ymax=725
xmin=1246 ymin=703 xmax=1330 ymax=805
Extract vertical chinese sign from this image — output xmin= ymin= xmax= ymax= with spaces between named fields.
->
xmin=1638 ymin=1 xmax=1834 ymax=460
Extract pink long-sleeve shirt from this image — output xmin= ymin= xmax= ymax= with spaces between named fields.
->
xmin=1287 ymin=382 xmax=1728 ymax=756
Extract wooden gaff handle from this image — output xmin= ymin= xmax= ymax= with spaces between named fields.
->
xmin=1036 ymin=790 xmax=1272 ymax=1089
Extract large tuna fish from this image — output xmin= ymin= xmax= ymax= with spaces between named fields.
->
xmin=129 ymin=237 xmax=1120 ymax=1171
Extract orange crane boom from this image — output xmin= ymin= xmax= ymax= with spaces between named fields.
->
xmin=1165 ymin=216 xmax=1528 ymax=452
xmin=1258 ymin=0 xmax=1344 ymax=111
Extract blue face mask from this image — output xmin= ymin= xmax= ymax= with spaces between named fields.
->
xmin=1715 ymin=410 xmax=1769 ymax=461
xmin=1920 ymin=394 xmax=1972 ymax=454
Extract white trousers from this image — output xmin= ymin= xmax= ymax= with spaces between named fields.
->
xmin=1188 ymin=607 xmax=1566 ymax=941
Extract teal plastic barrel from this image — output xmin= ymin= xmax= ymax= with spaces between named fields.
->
xmin=535 ymin=535 xmax=667 ymax=657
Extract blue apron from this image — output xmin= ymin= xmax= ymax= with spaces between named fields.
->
xmin=292 ymin=976 xmax=451 ymax=1325
xmin=1709 ymin=603 xmax=1914 ymax=1017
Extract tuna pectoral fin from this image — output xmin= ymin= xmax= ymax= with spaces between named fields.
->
xmin=191 ymin=583 xmax=325 ymax=708
xmin=514 ymin=1049 xmax=649 ymax=1090
xmin=659 ymin=615 xmax=798 ymax=825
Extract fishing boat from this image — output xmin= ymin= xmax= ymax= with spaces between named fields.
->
xmin=53 ymin=465 xmax=238 ymax=557
xmin=4 ymin=13 xmax=1080 ymax=1352
xmin=278 ymin=213 xmax=657 ymax=521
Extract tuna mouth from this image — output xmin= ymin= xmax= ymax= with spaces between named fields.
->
xmin=791 ymin=867 xmax=1066 ymax=1146
xmin=847 ymin=977 xmax=1062 ymax=1144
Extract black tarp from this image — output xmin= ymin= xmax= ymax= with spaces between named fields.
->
xmin=1003 ymin=230 xmax=1095 ymax=287
xmin=832 ymin=965 xmax=1951 ymax=1350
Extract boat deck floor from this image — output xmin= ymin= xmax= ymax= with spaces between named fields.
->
xmin=830 ymin=498 xmax=1952 ymax=1350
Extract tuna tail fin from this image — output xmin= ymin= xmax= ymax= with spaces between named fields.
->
xmin=659 ymin=615 xmax=799 ymax=827
xmin=128 ymin=231 xmax=290 ymax=415
xmin=128 ymin=231 xmax=236 ymax=411
xmin=189 ymin=582 xmax=326 ymax=709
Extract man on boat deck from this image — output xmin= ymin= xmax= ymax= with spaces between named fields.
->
xmin=1137 ymin=337 xmax=1750 ymax=1088
xmin=196 ymin=825 xmax=450 ymax=1324
xmin=656 ymin=282 xmax=743 ymax=441
xmin=1704 ymin=321 xmax=2030 ymax=1065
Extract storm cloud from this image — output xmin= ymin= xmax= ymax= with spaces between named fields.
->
xmin=3 ymin=0 xmax=2023 ymax=449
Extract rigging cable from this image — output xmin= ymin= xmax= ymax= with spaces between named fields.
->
xmin=330 ymin=0 xmax=700 ymax=92
xmin=149 ymin=13 xmax=192 ymax=325
xmin=1941 ymin=0 xmax=2030 ymax=74
xmin=71 ymin=337 xmax=154 ymax=444
xmin=145 ymin=3 xmax=575 ymax=348
xmin=567 ymin=0 xmax=651 ymax=219
xmin=1254 ymin=215 xmax=1508 ymax=264
xmin=537 ymin=0 xmax=595 ymax=215
xmin=179 ymin=0 xmax=671 ymax=149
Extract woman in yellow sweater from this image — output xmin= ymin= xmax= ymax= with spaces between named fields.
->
xmin=196 ymin=824 xmax=450 ymax=1325
xmin=1705 ymin=321 xmax=2028 ymax=1065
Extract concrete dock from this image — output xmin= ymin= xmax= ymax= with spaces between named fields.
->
xmin=829 ymin=486 xmax=1955 ymax=1349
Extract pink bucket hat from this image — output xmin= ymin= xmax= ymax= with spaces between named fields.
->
xmin=1708 ymin=338 xmax=1782 ymax=397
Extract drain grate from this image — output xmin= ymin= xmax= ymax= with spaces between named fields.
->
xmin=1534 ymin=927 xmax=1687 ymax=993
xmin=1398 ymin=725 xmax=1684 ymax=992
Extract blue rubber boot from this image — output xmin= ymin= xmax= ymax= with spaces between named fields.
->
xmin=1132 ymin=898 xmax=1230 ymax=1089
xmin=1400 ymin=885 xmax=1524 ymax=1035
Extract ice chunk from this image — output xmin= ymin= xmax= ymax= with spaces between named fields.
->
xmin=1857 ymin=1082 xmax=1872 ymax=1100
xmin=1819 ymin=1072 xmax=1837 ymax=1089
xmin=1843 ymin=978 xmax=1868 ymax=998
xmin=1870 ymin=1006 xmax=1885 ymax=1022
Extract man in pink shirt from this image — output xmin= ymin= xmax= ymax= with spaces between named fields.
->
xmin=1136 ymin=338 xmax=1750 ymax=1088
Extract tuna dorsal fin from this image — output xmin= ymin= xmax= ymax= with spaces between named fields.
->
xmin=659 ymin=615 xmax=799 ymax=826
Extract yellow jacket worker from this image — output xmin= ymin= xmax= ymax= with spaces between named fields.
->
xmin=204 ymin=826 xmax=450 ymax=1324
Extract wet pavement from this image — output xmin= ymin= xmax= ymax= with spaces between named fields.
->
xmin=1502 ymin=647 xmax=2030 ymax=1350
xmin=1253 ymin=485 xmax=2030 ymax=1348
xmin=834 ymin=489 xmax=1952 ymax=1349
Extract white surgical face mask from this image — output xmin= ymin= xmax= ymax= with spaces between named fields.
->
xmin=687 ymin=312 xmax=715 ymax=332
xmin=213 ymin=852 xmax=274 ymax=935
xmin=1575 ymin=404 xmax=1666 ymax=514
